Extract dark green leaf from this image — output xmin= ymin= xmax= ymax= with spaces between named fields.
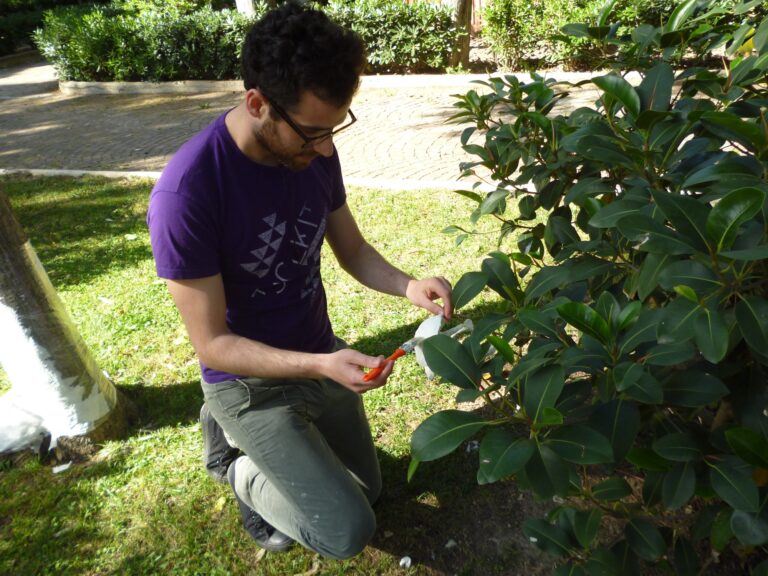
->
xmin=589 ymin=196 xmax=648 ymax=228
xmin=411 ymin=410 xmax=487 ymax=462
xmin=725 ymin=427 xmax=768 ymax=468
xmin=730 ymin=510 xmax=768 ymax=546
xmin=663 ymin=461 xmax=697 ymax=510
xmin=638 ymin=62 xmax=674 ymax=112
xmin=526 ymin=258 xmax=613 ymax=302
xmin=422 ymin=334 xmax=481 ymax=389
xmin=700 ymin=111 xmax=766 ymax=153
xmin=666 ymin=0 xmax=697 ymax=32
xmin=523 ymin=518 xmax=572 ymax=557
xmin=658 ymin=260 xmax=720 ymax=296
xmin=694 ymin=308 xmax=729 ymax=363
xmin=619 ymin=309 xmax=661 ymax=354
xmin=625 ymin=518 xmax=666 ymax=561
xmin=585 ymin=547 xmax=622 ymax=576
xmin=518 ymin=308 xmax=563 ymax=341
xmin=706 ymin=187 xmax=765 ymax=251
xmin=735 ymin=297 xmax=768 ymax=359
xmin=482 ymin=254 xmax=519 ymax=300
xmin=643 ymin=341 xmax=696 ymax=366
xmin=708 ymin=455 xmax=760 ymax=513
xmin=477 ymin=430 xmax=535 ymax=484
xmin=590 ymin=400 xmax=640 ymax=462
xmin=711 ymin=507 xmax=734 ymax=552
xmin=593 ymin=74 xmax=641 ymax=118
xmin=613 ymin=362 xmax=643 ymax=392
xmin=720 ymin=245 xmax=768 ymax=260
xmin=452 ymin=271 xmax=488 ymax=309
xmin=617 ymin=301 xmax=642 ymax=332
xmin=617 ymin=214 xmax=697 ymax=255
xmin=653 ymin=433 xmax=703 ymax=462
xmin=593 ymin=477 xmax=633 ymax=501
xmin=407 ymin=457 xmax=420 ymax=482
xmin=672 ymin=537 xmax=699 ymax=576
xmin=554 ymin=563 xmax=587 ymax=576
xmin=627 ymin=447 xmax=671 ymax=472
xmin=650 ymin=190 xmax=710 ymax=251
xmin=523 ymin=365 xmax=566 ymax=423
xmin=557 ymin=302 xmax=611 ymax=344
xmin=643 ymin=471 xmax=664 ymax=506
xmin=546 ymin=425 xmax=614 ymax=465
xmin=563 ymin=508 xmax=603 ymax=549
xmin=755 ymin=559 xmax=768 ymax=576
xmin=525 ymin=444 xmax=571 ymax=498
xmin=624 ymin=372 xmax=664 ymax=404
xmin=635 ymin=253 xmax=669 ymax=301
xmin=486 ymin=335 xmax=516 ymax=365
xmin=664 ymin=370 xmax=729 ymax=406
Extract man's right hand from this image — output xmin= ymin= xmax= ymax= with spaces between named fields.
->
xmin=319 ymin=349 xmax=394 ymax=394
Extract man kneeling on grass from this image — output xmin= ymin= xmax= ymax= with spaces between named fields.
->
xmin=147 ymin=1 xmax=452 ymax=560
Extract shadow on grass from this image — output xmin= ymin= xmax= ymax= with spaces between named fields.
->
xmin=3 ymin=175 xmax=154 ymax=289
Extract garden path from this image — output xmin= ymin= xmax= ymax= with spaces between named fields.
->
xmin=0 ymin=58 xmax=597 ymax=190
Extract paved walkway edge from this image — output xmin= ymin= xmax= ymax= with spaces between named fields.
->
xmin=0 ymin=168 xmax=495 ymax=192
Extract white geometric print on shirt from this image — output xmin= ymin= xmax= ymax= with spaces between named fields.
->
xmin=240 ymin=213 xmax=286 ymax=279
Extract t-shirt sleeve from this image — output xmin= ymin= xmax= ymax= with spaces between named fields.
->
xmin=329 ymin=148 xmax=347 ymax=212
xmin=147 ymin=188 xmax=221 ymax=280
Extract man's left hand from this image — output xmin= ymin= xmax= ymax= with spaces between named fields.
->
xmin=405 ymin=277 xmax=453 ymax=321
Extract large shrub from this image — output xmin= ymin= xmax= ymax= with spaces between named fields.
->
xmin=0 ymin=0 xmax=94 ymax=57
xmin=33 ymin=3 xmax=258 ymax=81
xmin=412 ymin=0 xmax=768 ymax=573
xmin=326 ymin=0 xmax=463 ymax=73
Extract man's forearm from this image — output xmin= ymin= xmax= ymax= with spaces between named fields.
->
xmin=339 ymin=241 xmax=413 ymax=297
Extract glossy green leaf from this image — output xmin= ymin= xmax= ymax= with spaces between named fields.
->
xmin=700 ymin=111 xmax=766 ymax=152
xmin=613 ymin=361 xmax=643 ymax=392
xmin=452 ymin=271 xmax=488 ymax=309
xmin=673 ymin=285 xmax=698 ymax=303
xmin=523 ymin=365 xmax=566 ymax=423
xmin=625 ymin=518 xmax=666 ymax=561
xmin=650 ymin=190 xmax=709 ymax=250
xmin=694 ymin=308 xmax=729 ymax=363
xmin=407 ymin=457 xmax=420 ymax=482
xmin=709 ymin=455 xmax=760 ymax=513
xmin=589 ymin=196 xmax=648 ymax=228
xmin=562 ymin=507 xmax=603 ymax=549
xmin=590 ymin=400 xmax=640 ymax=462
xmin=735 ymin=297 xmax=768 ymax=359
xmin=518 ymin=308 xmax=563 ymax=341
xmin=593 ymin=74 xmax=641 ymax=118
xmin=643 ymin=471 xmax=663 ymax=506
xmin=635 ymin=253 xmax=669 ymax=301
xmin=755 ymin=14 xmax=768 ymax=52
xmin=643 ymin=341 xmax=696 ymax=366
xmin=593 ymin=477 xmax=633 ymax=501
xmin=664 ymin=370 xmax=729 ymax=406
xmin=585 ymin=547 xmax=622 ymax=576
xmin=711 ymin=508 xmax=734 ymax=552
xmin=658 ymin=260 xmax=720 ymax=296
xmin=637 ymin=62 xmax=673 ymax=112
xmin=546 ymin=425 xmax=614 ymax=465
xmin=422 ymin=334 xmax=481 ymax=389
xmin=673 ymin=537 xmax=699 ymax=576
xmin=627 ymin=447 xmax=671 ymax=472
xmin=653 ymin=433 xmax=703 ymax=462
xmin=486 ymin=335 xmax=517 ymax=365
xmin=617 ymin=301 xmax=642 ymax=332
xmin=662 ymin=461 xmax=696 ymax=510
xmin=720 ymin=245 xmax=768 ymax=260
xmin=725 ymin=427 xmax=768 ymax=468
xmin=482 ymin=254 xmax=519 ymax=300
xmin=624 ymin=372 xmax=664 ymax=404
xmin=557 ymin=302 xmax=611 ymax=344
xmin=617 ymin=214 xmax=697 ymax=255
xmin=525 ymin=444 xmax=571 ymax=498
xmin=666 ymin=0 xmax=697 ymax=32
xmin=619 ymin=309 xmax=661 ymax=354
xmin=730 ymin=510 xmax=768 ymax=546
xmin=553 ymin=563 xmax=586 ymax=576
xmin=477 ymin=430 xmax=535 ymax=484
xmin=525 ymin=257 xmax=613 ymax=302
xmin=410 ymin=409 xmax=487 ymax=462
xmin=706 ymin=187 xmax=765 ymax=251
xmin=523 ymin=518 xmax=572 ymax=557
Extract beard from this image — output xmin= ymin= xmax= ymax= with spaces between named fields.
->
xmin=254 ymin=120 xmax=317 ymax=172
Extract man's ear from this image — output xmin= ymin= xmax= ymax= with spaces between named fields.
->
xmin=244 ymin=89 xmax=268 ymax=119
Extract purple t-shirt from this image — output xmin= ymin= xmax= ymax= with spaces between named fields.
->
xmin=147 ymin=112 xmax=346 ymax=383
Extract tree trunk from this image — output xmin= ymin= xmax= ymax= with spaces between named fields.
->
xmin=235 ymin=0 xmax=256 ymax=15
xmin=445 ymin=0 xmax=472 ymax=69
xmin=0 ymin=186 xmax=133 ymax=457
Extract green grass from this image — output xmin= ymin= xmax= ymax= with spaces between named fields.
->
xmin=0 ymin=175 xmax=552 ymax=576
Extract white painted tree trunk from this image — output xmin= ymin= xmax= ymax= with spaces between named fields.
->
xmin=235 ymin=0 xmax=256 ymax=16
xmin=0 ymin=188 xmax=127 ymax=455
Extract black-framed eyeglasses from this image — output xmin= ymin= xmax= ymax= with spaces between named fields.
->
xmin=268 ymin=99 xmax=357 ymax=149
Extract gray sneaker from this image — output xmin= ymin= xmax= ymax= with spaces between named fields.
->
xmin=200 ymin=403 xmax=240 ymax=484
xmin=227 ymin=458 xmax=294 ymax=552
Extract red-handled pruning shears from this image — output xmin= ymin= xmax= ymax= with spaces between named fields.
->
xmin=363 ymin=314 xmax=443 ymax=382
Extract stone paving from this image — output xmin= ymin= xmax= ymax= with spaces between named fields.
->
xmin=0 ymin=60 xmax=599 ymax=189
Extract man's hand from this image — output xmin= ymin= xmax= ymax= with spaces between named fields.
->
xmin=318 ymin=348 xmax=394 ymax=394
xmin=406 ymin=277 xmax=453 ymax=321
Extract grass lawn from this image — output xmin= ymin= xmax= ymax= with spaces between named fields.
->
xmin=0 ymin=175 xmax=552 ymax=576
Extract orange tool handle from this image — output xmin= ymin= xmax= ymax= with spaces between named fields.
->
xmin=363 ymin=348 xmax=407 ymax=382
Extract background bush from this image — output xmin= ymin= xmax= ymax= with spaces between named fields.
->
xmin=326 ymin=0 xmax=463 ymax=73
xmin=0 ymin=0 xmax=95 ymax=57
xmin=33 ymin=0 xmax=464 ymax=81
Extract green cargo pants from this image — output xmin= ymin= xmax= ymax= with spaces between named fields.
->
xmin=201 ymin=360 xmax=382 ymax=559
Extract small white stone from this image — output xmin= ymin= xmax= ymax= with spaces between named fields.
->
xmin=529 ymin=537 xmax=538 ymax=543
xmin=399 ymin=556 xmax=412 ymax=569
xmin=465 ymin=440 xmax=480 ymax=453
xmin=124 ymin=234 xmax=138 ymax=241
xmin=445 ymin=539 xmax=458 ymax=549
xmin=52 ymin=462 xmax=72 ymax=474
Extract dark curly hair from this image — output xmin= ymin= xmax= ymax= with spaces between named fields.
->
xmin=241 ymin=2 xmax=366 ymax=110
